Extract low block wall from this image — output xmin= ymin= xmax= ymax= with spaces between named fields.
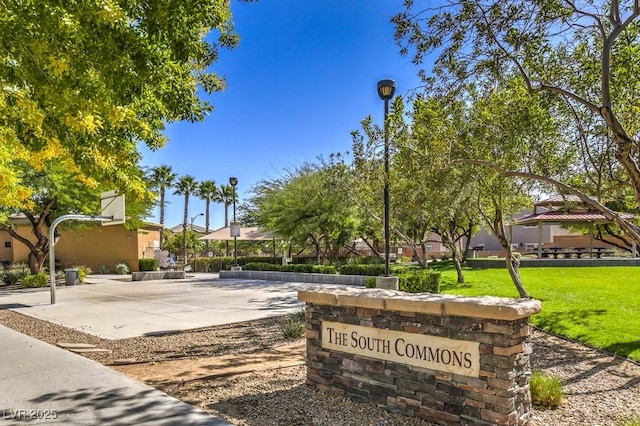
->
xmin=131 ymin=271 xmax=186 ymax=281
xmin=466 ymin=258 xmax=640 ymax=268
xmin=298 ymin=287 xmax=541 ymax=425
xmin=219 ymin=270 xmax=366 ymax=286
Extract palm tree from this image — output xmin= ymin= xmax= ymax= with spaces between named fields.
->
xmin=216 ymin=184 xmax=236 ymax=256
xmin=174 ymin=175 xmax=199 ymax=264
xmin=148 ymin=164 xmax=177 ymax=250
xmin=197 ymin=180 xmax=218 ymax=254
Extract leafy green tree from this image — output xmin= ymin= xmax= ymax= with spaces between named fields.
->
xmin=248 ymin=163 xmax=358 ymax=264
xmin=455 ymin=79 xmax=573 ymax=297
xmin=163 ymin=230 xmax=203 ymax=262
xmin=0 ymin=1 xmax=242 ymax=272
xmin=347 ymin=98 xmax=480 ymax=280
xmin=393 ymin=0 xmax=640 ymax=245
xmin=393 ymin=96 xmax=482 ymax=282
xmin=174 ymin=175 xmax=199 ymax=262
xmin=197 ymin=180 xmax=218 ymax=254
xmin=148 ymin=164 xmax=178 ymax=249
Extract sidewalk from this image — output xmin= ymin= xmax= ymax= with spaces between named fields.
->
xmin=0 ymin=325 xmax=231 ymax=425
xmin=0 ymin=274 xmax=327 ymax=424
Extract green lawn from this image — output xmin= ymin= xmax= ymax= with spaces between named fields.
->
xmin=433 ymin=263 xmax=640 ymax=362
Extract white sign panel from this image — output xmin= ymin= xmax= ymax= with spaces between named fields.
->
xmin=322 ymin=321 xmax=480 ymax=377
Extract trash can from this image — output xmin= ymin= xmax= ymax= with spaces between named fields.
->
xmin=64 ymin=268 xmax=79 ymax=286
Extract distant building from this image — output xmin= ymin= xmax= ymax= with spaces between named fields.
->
xmin=1 ymin=216 xmax=161 ymax=272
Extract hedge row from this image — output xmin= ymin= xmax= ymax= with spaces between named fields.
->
xmin=244 ymin=262 xmax=337 ymax=274
xmin=339 ymin=264 xmax=385 ymax=276
xmin=365 ymin=270 xmax=441 ymax=293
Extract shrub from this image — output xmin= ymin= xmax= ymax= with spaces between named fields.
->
xmin=3 ymin=263 xmax=29 ymax=284
xmin=21 ymin=273 xmax=49 ymax=288
xmin=312 ymin=265 xmax=337 ymax=274
xmin=244 ymin=262 xmax=280 ymax=271
xmin=73 ymin=265 xmax=91 ymax=283
xmin=100 ymin=265 xmax=111 ymax=274
xmin=619 ymin=417 xmax=640 ymax=426
xmin=397 ymin=270 xmax=441 ymax=294
xmin=281 ymin=313 xmax=306 ymax=339
xmin=365 ymin=277 xmax=376 ymax=288
xmin=139 ymin=258 xmax=158 ymax=271
xmin=340 ymin=264 xmax=385 ymax=276
xmin=530 ymin=371 xmax=565 ymax=408
xmin=292 ymin=264 xmax=314 ymax=273
xmin=190 ymin=257 xmax=237 ymax=272
xmin=115 ymin=262 xmax=130 ymax=275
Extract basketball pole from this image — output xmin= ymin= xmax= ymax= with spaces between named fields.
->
xmin=48 ymin=215 xmax=113 ymax=304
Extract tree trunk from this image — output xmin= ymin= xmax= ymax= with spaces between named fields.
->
xmin=453 ymin=254 xmax=464 ymax=284
xmin=602 ymin=107 xmax=640 ymax=207
xmin=205 ymin=196 xmax=210 ymax=254
xmin=182 ymin=194 xmax=189 ymax=264
xmin=492 ymin=208 xmax=530 ymax=299
xmin=224 ymin=202 xmax=230 ymax=256
xmin=442 ymin=235 xmax=465 ymax=283
xmin=504 ymin=247 xmax=529 ymax=299
xmin=159 ymin=188 xmax=166 ymax=250
xmin=2 ymin=211 xmax=51 ymax=274
xmin=28 ymin=249 xmax=46 ymax=275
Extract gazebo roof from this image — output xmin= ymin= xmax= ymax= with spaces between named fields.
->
xmin=515 ymin=210 xmax=636 ymax=225
xmin=200 ymin=226 xmax=278 ymax=241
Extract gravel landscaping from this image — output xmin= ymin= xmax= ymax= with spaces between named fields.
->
xmin=1 ymin=309 xmax=639 ymax=425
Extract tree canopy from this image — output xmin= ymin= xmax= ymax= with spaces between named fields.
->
xmin=0 ymin=0 xmax=243 ymax=272
xmin=393 ymin=0 xmax=640 ymax=246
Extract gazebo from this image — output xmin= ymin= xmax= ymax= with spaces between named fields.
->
xmin=200 ymin=226 xmax=277 ymax=241
xmin=514 ymin=195 xmax=635 ymax=258
xmin=199 ymin=226 xmax=280 ymax=257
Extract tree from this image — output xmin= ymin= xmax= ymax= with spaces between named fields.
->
xmin=457 ymin=78 xmax=572 ymax=297
xmin=393 ymin=1 xmax=640 ymax=244
xmin=248 ymin=163 xmax=358 ymax=263
xmin=216 ymin=184 xmax=235 ymax=256
xmin=163 ymin=229 xmax=204 ymax=262
xmin=347 ymin=99 xmax=480 ymax=280
xmin=197 ymin=180 xmax=218 ymax=254
xmin=0 ymin=1 xmax=242 ymax=273
xmin=174 ymin=175 xmax=199 ymax=263
xmin=148 ymin=165 xmax=178 ymax=250
xmin=393 ymin=96 xmax=482 ymax=282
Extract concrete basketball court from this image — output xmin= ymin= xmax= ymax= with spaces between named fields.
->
xmin=0 ymin=273 xmax=337 ymax=339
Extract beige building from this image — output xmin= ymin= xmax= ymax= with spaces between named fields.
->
xmin=1 ymin=217 xmax=161 ymax=273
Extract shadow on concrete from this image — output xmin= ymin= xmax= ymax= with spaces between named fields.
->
xmin=0 ymin=303 xmax=31 ymax=309
xmin=26 ymin=386 xmax=228 ymax=425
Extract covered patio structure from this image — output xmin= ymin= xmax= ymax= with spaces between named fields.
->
xmin=200 ymin=226 xmax=281 ymax=257
xmin=514 ymin=195 xmax=636 ymax=259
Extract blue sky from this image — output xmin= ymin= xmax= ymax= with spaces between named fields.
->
xmin=140 ymin=0 xmax=425 ymax=229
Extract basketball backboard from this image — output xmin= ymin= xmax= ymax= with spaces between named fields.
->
xmin=101 ymin=190 xmax=125 ymax=226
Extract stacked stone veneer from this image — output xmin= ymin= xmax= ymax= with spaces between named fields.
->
xmin=298 ymin=287 xmax=541 ymax=425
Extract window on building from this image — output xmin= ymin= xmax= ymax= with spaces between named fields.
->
xmin=523 ymin=225 xmax=538 ymax=229
xmin=4 ymin=242 xmax=11 ymax=248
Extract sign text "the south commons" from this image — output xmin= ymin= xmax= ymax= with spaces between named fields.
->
xmin=322 ymin=321 xmax=480 ymax=377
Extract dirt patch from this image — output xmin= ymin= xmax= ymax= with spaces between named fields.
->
xmin=112 ymin=341 xmax=306 ymax=395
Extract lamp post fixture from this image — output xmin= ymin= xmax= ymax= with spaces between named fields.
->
xmin=190 ymin=213 xmax=204 ymax=231
xmin=229 ymin=177 xmax=239 ymax=267
xmin=377 ymin=79 xmax=396 ymax=277
xmin=188 ymin=213 xmax=204 ymax=259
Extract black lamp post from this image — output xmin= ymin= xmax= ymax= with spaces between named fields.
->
xmin=377 ymin=79 xmax=396 ymax=277
xmin=189 ymin=213 xmax=204 ymax=258
xmin=190 ymin=213 xmax=204 ymax=231
xmin=229 ymin=177 xmax=238 ymax=267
